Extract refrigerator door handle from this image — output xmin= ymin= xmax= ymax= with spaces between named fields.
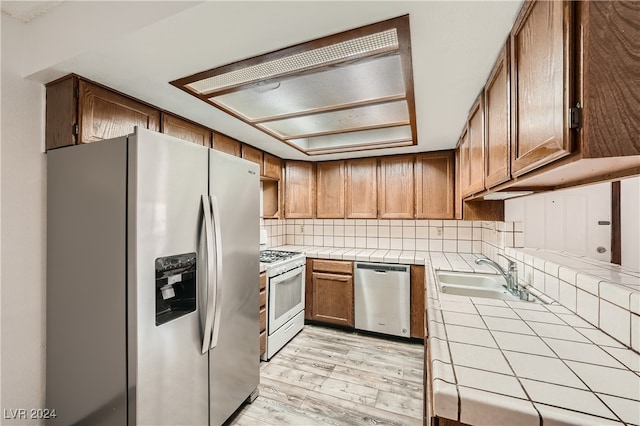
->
xmin=210 ymin=195 xmax=224 ymax=350
xmin=201 ymin=195 xmax=216 ymax=354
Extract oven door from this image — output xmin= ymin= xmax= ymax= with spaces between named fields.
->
xmin=268 ymin=265 xmax=305 ymax=334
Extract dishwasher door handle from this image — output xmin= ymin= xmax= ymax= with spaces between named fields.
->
xmin=373 ymin=270 xmax=387 ymax=274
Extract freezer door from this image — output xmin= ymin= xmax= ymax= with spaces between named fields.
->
xmin=208 ymin=150 xmax=260 ymax=425
xmin=128 ymin=128 xmax=209 ymax=425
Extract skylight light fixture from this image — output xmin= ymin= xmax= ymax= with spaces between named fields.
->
xmin=171 ymin=15 xmax=416 ymax=155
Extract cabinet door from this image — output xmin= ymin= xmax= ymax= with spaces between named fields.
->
xmin=316 ymin=161 xmax=345 ymax=219
xmin=458 ymin=127 xmax=470 ymax=198
xmin=78 ymin=80 xmax=159 ymax=143
xmin=311 ymin=272 xmax=354 ymax=328
xmin=263 ymin=153 xmax=282 ymax=180
xmin=212 ymin=132 xmax=241 ymax=157
xmin=284 ymin=161 xmax=315 ymax=218
xmin=511 ymin=0 xmax=573 ymax=176
xmin=241 ymin=144 xmax=264 ymax=176
xmin=161 ymin=113 xmax=211 ymax=146
xmin=346 ymin=158 xmax=378 ymax=219
xmin=415 ymin=152 xmax=455 ymax=219
xmin=379 ymin=156 xmax=415 ymax=219
xmin=484 ymin=41 xmax=511 ymax=188
xmin=466 ymin=95 xmax=485 ymax=196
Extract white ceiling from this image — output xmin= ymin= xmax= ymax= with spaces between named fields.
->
xmin=21 ymin=1 xmax=523 ymax=161
xmin=1 ymin=1 xmax=61 ymax=23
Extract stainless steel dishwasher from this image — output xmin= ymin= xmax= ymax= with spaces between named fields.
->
xmin=354 ymin=262 xmax=410 ymax=337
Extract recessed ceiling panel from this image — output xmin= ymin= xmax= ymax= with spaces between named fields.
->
xmin=290 ymin=126 xmax=412 ymax=149
xmin=171 ymin=15 xmax=416 ymax=155
xmin=260 ymin=101 xmax=409 ymax=139
xmin=211 ymin=54 xmax=405 ymax=120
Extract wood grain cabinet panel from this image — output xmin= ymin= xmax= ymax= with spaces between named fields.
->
xmin=465 ymin=96 xmax=485 ymax=196
xmin=161 ymin=113 xmax=211 ymax=146
xmin=484 ymin=41 xmax=511 ymax=189
xmin=410 ymin=265 xmax=425 ymax=339
xmin=259 ymin=272 xmax=267 ymax=356
xmin=284 ymin=161 xmax=315 ymax=218
xmin=263 ymin=153 xmax=282 ymax=181
xmin=415 ymin=152 xmax=455 ymax=219
xmin=378 ymin=156 xmax=415 ymax=219
xmin=78 ymin=80 xmax=159 ymax=144
xmin=510 ymin=0 xmax=573 ymax=176
xmin=241 ymin=144 xmax=264 ymax=176
xmin=46 ymin=76 xmax=77 ymax=150
xmin=316 ymin=161 xmax=345 ymax=219
xmin=579 ymin=1 xmax=640 ymax=158
xmin=212 ymin=132 xmax=241 ymax=157
xmin=346 ymin=158 xmax=378 ymax=219
xmin=311 ymin=272 xmax=354 ymax=328
xmin=458 ymin=128 xmax=470 ymax=198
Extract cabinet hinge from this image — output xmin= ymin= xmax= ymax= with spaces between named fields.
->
xmin=569 ymin=103 xmax=582 ymax=130
xmin=72 ymin=123 xmax=79 ymax=136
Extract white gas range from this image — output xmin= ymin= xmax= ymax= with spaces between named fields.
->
xmin=259 ymin=248 xmax=306 ymax=361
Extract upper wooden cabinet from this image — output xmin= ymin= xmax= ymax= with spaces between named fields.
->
xmin=161 ymin=113 xmax=211 ymax=147
xmin=578 ymin=1 xmax=639 ymax=159
xmin=78 ymin=80 xmax=159 ymax=144
xmin=241 ymin=144 xmax=264 ymax=175
xmin=346 ymin=158 xmax=378 ymax=219
xmin=263 ymin=153 xmax=282 ymax=181
xmin=510 ymin=0 xmax=573 ymax=177
xmin=415 ymin=152 xmax=455 ymax=219
xmin=316 ymin=161 xmax=345 ymax=219
xmin=45 ymin=76 xmax=160 ymax=150
xmin=212 ymin=132 xmax=241 ymax=157
xmin=378 ymin=156 xmax=415 ymax=219
xmin=484 ymin=41 xmax=511 ymax=189
xmin=465 ymin=95 xmax=485 ymax=196
xmin=284 ymin=161 xmax=315 ymax=218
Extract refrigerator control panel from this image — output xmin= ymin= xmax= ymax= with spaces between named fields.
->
xmin=155 ymin=253 xmax=196 ymax=326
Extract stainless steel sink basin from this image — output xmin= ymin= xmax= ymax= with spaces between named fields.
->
xmin=436 ymin=271 xmax=537 ymax=302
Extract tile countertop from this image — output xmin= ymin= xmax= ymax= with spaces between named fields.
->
xmin=426 ymin=252 xmax=640 ymax=426
xmin=267 ymin=245 xmax=429 ymax=265
xmin=266 ymin=246 xmax=640 ymax=424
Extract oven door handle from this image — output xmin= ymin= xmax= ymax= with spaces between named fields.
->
xmin=271 ymin=266 xmax=304 ymax=285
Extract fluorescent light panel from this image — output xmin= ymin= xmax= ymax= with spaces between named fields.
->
xmin=186 ymin=29 xmax=398 ymax=95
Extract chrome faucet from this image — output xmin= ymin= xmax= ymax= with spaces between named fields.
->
xmin=475 ymin=254 xmax=527 ymax=299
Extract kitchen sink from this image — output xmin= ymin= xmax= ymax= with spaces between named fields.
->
xmin=436 ymin=271 xmax=538 ymax=302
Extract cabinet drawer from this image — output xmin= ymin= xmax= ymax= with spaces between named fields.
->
xmin=312 ymin=259 xmax=353 ymax=275
xmin=259 ymin=331 xmax=266 ymax=355
xmin=259 ymin=272 xmax=266 ymax=291
xmin=259 ymin=289 xmax=266 ymax=309
xmin=259 ymin=307 xmax=266 ymax=332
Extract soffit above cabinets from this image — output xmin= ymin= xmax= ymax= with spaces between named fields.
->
xmin=171 ymin=15 xmax=417 ymax=156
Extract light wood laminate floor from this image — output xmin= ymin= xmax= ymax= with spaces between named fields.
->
xmin=226 ymin=325 xmax=424 ymax=426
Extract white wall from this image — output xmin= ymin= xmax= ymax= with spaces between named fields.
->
xmin=1 ymin=15 xmax=47 ymax=422
xmin=505 ymin=179 xmax=640 ymax=269
xmin=621 ymin=176 xmax=640 ymax=270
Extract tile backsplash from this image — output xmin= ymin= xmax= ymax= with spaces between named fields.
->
xmin=502 ymin=247 xmax=640 ymax=353
xmin=262 ymin=219 xmax=523 ymax=253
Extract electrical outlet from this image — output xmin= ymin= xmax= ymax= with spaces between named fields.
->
xmin=437 ymin=227 xmax=442 ymax=236
xmin=299 ymin=225 xmax=305 ymax=234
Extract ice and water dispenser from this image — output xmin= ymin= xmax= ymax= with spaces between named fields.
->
xmin=155 ymin=253 xmax=197 ymax=326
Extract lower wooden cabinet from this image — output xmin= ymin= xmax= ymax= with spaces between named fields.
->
xmin=259 ymin=272 xmax=267 ymax=357
xmin=307 ymin=259 xmax=354 ymax=328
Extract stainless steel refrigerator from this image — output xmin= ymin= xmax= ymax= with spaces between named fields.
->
xmin=46 ymin=127 xmax=260 ymax=425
